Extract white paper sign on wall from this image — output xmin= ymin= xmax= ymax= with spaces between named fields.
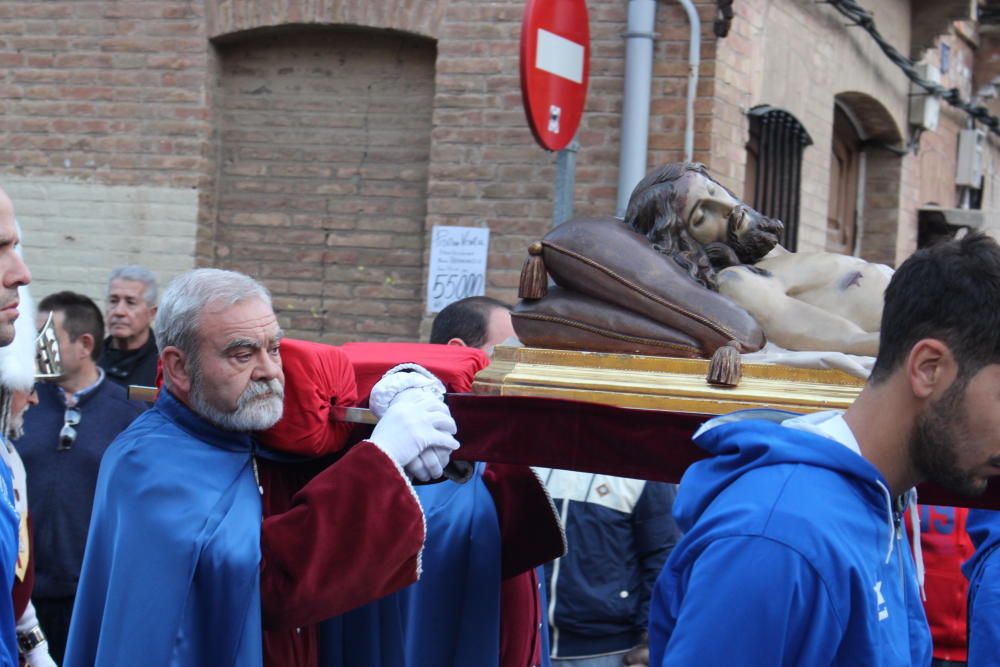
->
xmin=426 ymin=226 xmax=490 ymax=314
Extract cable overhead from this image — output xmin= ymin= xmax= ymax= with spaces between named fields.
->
xmin=823 ymin=0 xmax=1000 ymax=138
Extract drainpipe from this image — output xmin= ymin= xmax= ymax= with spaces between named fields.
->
xmin=615 ymin=0 xmax=702 ymax=216
xmin=615 ymin=0 xmax=657 ymax=216
xmin=677 ymin=0 xmax=700 ymax=163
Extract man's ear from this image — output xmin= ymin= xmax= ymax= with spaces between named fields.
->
xmin=446 ymin=338 xmax=468 ymax=347
xmin=160 ymin=346 xmax=192 ymax=396
xmin=78 ymin=333 xmax=96 ymax=360
xmin=149 ymin=305 xmax=158 ymax=319
xmin=906 ymin=338 xmax=958 ymax=401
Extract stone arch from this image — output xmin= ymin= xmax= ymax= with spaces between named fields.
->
xmin=834 ymin=92 xmax=904 ymax=146
xmin=830 ymin=92 xmax=905 ymax=265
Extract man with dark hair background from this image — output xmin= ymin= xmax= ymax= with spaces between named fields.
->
xmin=430 ymin=296 xmax=516 ymax=353
xmin=16 ymin=292 xmax=145 ymax=662
xmin=649 ymin=233 xmax=1000 ymax=666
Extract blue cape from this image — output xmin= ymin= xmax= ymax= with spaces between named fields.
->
xmin=0 ymin=452 xmax=19 ymax=667
xmin=321 ymin=463 xmax=502 ymax=666
xmin=64 ymin=391 xmax=264 ymax=667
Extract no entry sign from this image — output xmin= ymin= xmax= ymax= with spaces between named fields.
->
xmin=520 ymin=0 xmax=591 ymax=151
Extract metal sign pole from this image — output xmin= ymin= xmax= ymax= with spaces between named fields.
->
xmin=552 ymin=137 xmax=580 ymax=227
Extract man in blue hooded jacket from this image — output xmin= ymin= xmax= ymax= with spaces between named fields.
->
xmin=650 ymin=233 xmax=1000 ymax=667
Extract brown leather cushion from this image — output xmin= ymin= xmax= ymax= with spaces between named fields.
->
xmin=513 ymin=287 xmax=704 ymax=357
xmin=537 ymin=217 xmax=765 ymax=354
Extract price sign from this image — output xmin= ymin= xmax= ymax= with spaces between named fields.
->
xmin=426 ymin=226 xmax=491 ymax=313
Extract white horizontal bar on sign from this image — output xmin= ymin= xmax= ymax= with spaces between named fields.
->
xmin=535 ymin=28 xmax=584 ymax=84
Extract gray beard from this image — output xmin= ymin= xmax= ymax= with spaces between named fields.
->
xmin=189 ymin=373 xmax=285 ymax=432
xmin=7 ymin=416 xmax=23 ymax=442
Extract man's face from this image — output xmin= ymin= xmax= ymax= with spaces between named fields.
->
xmin=679 ymin=171 xmax=783 ymax=263
xmin=482 ymin=308 xmax=517 ymax=355
xmin=107 ymin=279 xmax=156 ymax=343
xmin=0 ymin=191 xmax=31 ymax=347
xmin=187 ymin=298 xmax=285 ymax=432
xmin=910 ymin=364 xmax=1000 ymax=496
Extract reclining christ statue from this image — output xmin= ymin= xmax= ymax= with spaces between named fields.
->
xmin=513 ymin=162 xmax=891 ymax=359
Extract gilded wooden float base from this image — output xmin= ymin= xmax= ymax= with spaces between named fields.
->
xmin=473 ymin=346 xmax=865 ymax=416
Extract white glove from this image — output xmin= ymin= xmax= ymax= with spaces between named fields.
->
xmin=369 ymin=364 xmax=446 ymax=419
xmin=24 ymin=642 xmax=57 ymax=667
xmin=16 ymin=602 xmax=56 ymax=667
xmin=369 ymin=392 xmax=459 ymax=482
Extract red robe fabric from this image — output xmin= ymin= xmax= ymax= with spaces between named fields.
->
xmin=259 ymin=442 xmax=424 ymax=667
xmin=259 ymin=340 xmax=561 ymax=667
xmin=256 ymin=339 xmax=426 ymax=667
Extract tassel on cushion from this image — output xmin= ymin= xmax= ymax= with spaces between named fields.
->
xmin=519 ymin=241 xmax=548 ymax=300
xmin=706 ymin=340 xmax=742 ymax=387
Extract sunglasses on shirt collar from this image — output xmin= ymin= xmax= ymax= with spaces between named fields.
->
xmin=58 ymin=407 xmax=81 ymax=451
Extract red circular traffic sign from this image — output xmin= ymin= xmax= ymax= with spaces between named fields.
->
xmin=520 ymin=0 xmax=590 ymax=151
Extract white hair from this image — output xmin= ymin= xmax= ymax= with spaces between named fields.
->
xmin=108 ymin=265 xmax=158 ymax=306
xmin=154 ymin=268 xmax=272 ymax=364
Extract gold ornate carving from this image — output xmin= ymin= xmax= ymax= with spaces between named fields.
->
xmin=473 ymin=345 xmax=864 ymax=416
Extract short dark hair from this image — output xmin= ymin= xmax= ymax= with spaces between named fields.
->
xmin=870 ymin=233 xmax=1000 ymax=384
xmin=430 ymin=297 xmax=511 ymax=348
xmin=38 ymin=291 xmax=105 ymax=362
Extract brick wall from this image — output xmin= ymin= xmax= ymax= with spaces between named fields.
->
xmin=209 ymin=29 xmax=435 ymax=342
xmin=7 ymin=177 xmax=197 ymax=302
xmin=0 ymin=1 xmax=209 ymax=303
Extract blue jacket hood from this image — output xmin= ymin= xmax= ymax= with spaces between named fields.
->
xmin=676 ymin=409 xmax=894 ymax=535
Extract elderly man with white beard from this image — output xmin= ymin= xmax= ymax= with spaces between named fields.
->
xmin=64 ymin=268 xmax=461 ymax=667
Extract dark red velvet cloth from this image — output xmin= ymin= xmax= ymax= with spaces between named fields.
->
xmin=449 ymin=394 xmax=709 ymax=481
xmin=447 ymin=393 xmax=1000 ymax=510
xmin=499 ymin=568 xmax=544 ymax=667
xmin=482 ymin=464 xmax=565 ymax=580
xmin=258 ymin=442 xmax=425 ymax=667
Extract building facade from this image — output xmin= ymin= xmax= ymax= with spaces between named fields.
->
xmin=1 ymin=0 xmax=996 ymax=342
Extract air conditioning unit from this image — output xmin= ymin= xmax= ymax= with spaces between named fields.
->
xmin=956 ymin=128 xmax=985 ymax=188
xmin=908 ymin=63 xmax=940 ymax=131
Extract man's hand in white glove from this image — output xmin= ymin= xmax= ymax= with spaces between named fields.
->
xmin=369 ymin=363 xmax=446 ymax=419
xmin=368 ymin=391 xmax=459 ymax=482
xmin=23 ymin=642 xmax=57 ymax=667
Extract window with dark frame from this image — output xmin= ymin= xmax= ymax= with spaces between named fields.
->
xmin=744 ymin=106 xmax=813 ymax=251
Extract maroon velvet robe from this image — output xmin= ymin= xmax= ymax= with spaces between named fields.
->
xmin=258 ymin=441 xmax=425 ymax=667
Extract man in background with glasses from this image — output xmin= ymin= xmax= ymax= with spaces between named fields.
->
xmin=15 ymin=291 xmax=145 ymax=663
